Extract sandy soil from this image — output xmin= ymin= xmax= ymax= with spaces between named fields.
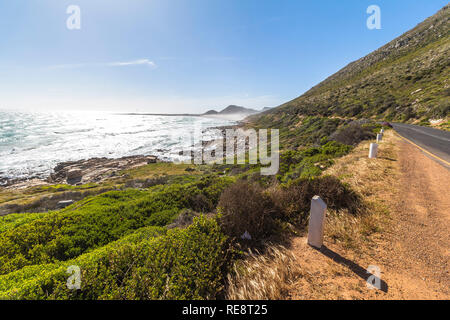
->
xmin=286 ymin=135 xmax=449 ymax=300
xmin=383 ymin=139 xmax=449 ymax=298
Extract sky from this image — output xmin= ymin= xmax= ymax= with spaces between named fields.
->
xmin=0 ymin=0 xmax=448 ymax=114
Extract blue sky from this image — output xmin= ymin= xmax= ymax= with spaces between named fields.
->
xmin=0 ymin=0 xmax=447 ymax=113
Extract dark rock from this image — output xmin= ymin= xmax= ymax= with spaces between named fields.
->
xmin=57 ymin=200 xmax=75 ymax=209
xmin=66 ymin=169 xmax=83 ymax=185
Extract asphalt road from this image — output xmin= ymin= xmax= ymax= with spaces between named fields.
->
xmin=392 ymin=123 xmax=450 ymax=166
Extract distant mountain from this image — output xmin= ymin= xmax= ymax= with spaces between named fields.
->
xmin=220 ymin=105 xmax=258 ymax=115
xmin=249 ymin=5 xmax=449 ymax=128
xmin=203 ymin=110 xmax=219 ymax=115
xmin=202 ymin=105 xmax=259 ymax=121
xmin=120 ymin=105 xmax=259 ymax=120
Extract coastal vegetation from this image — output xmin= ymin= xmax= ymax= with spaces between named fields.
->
xmin=0 ymin=5 xmax=447 ymax=300
xmin=0 ymin=118 xmax=381 ymax=299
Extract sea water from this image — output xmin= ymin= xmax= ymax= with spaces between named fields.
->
xmin=0 ymin=110 xmax=235 ymax=183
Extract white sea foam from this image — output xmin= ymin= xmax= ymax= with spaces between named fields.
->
xmin=0 ymin=110 xmax=235 ymax=182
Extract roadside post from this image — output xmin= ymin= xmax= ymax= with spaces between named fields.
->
xmin=369 ymin=143 xmax=378 ymax=158
xmin=377 ymin=133 xmax=382 ymax=142
xmin=307 ymin=196 xmax=327 ymax=249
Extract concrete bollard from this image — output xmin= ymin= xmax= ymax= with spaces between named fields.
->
xmin=307 ymin=196 xmax=327 ymax=249
xmin=376 ymin=133 xmax=382 ymax=143
xmin=369 ymin=143 xmax=378 ymax=158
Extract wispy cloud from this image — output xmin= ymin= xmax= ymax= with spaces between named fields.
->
xmin=48 ymin=59 xmax=157 ymax=70
xmin=107 ymin=59 xmax=156 ymax=68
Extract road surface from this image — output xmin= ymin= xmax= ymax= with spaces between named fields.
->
xmin=391 ymin=123 xmax=450 ymax=166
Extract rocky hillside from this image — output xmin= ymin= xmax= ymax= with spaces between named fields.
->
xmin=250 ymin=5 xmax=449 ymax=130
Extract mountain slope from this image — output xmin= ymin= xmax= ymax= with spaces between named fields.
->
xmin=250 ymin=5 xmax=449 ymax=130
xmin=202 ymin=105 xmax=260 ymax=120
xmin=203 ymin=105 xmax=259 ymax=116
xmin=219 ymin=105 xmax=258 ymax=115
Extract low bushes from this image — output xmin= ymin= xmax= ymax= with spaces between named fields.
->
xmin=218 ymin=181 xmax=276 ymax=241
xmin=0 ymin=176 xmax=234 ymax=275
xmin=0 ymin=212 xmax=47 ymax=233
xmin=218 ymin=176 xmax=362 ymax=242
xmin=123 ymin=176 xmax=168 ymax=189
xmin=167 ymin=209 xmax=199 ymax=229
xmin=77 ymin=216 xmax=230 ymax=300
xmin=0 ymin=217 xmax=231 ymax=300
xmin=278 ymin=141 xmax=353 ymax=182
xmin=320 ymin=141 xmax=353 ymax=157
xmin=272 ymin=176 xmax=362 ymax=225
xmin=330 ymin=123 xmax=376 ymax=146
xmin=0 ymin=225 xmax=165 ymax=298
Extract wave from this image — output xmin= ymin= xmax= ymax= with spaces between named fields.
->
xmin=0 ymin=111 xmax=235 ymax=181
xmin=54 ymin=128 xmax=94 ymax=135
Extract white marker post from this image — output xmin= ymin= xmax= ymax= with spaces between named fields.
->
xmin=376 ymin=133 xmax=382 ymax=143
xmin=307 ymin=196 xmax=327 ymax=249
xmin=369 ymin=143 xmax=378 ymax=158
xmin=380 ymin=128 xmax=384 ymax=134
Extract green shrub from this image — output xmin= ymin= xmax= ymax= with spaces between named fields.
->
xmin=167 ymin=209 xmax=199 ymax=229
xmin=0 ymin=217 xmax=230 ymax=300
xmin=330 ymin=123 xmax=375 ymax=146
xmin=278 ymin=142 xmax=351 ymax=183
xmin=0 ymin=212 xmax=47 ymax=233
xmin=271 ymin=176 xmax=362 ymax=225
xmin=0 ymin=225 xmax=165 ymax=298
xmin=320 ymin=141 xmax=352 ymax=157
xmin=0 ymin=176 xmax=234 ymax=275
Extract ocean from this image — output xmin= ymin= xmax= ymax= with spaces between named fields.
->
xmin=0 ymin=110 xmax=235 ymax=183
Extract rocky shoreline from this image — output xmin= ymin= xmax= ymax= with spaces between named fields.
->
xmin=1 ymin=154 xmax=158 ymax=190
xmin=0 ymin=124 xmax=243 ymax=191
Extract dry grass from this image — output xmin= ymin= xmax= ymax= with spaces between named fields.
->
xmin=283 ymin=130 xmax=402 ymax=300
xmin=225 ymin=131 xmax=401 ymax=300
xmin=226 ymin=245 xmax=303 ymax=300
xmin=120 ymin=162 xmax=200 ymax=179
xmin=323 ymin=130 xmax=398 ymax=250
xmin=325 ymin=130 xmax=397 ymax=196
xmin=0 ymin=190 xmax=23 ymax=205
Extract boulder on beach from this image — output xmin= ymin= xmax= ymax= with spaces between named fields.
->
xmin=66 ymin=169 xmax=83 ymax=185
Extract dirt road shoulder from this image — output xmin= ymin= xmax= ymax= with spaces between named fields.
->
xmin=286 ymin=130 xmax=449 ymax=299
